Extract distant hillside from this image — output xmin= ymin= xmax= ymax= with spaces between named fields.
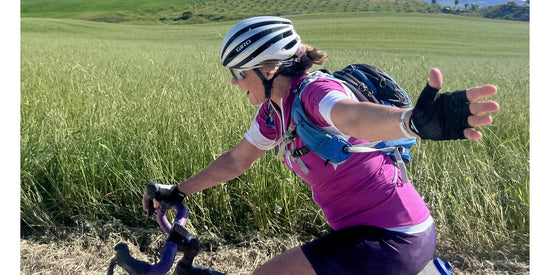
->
xmin=20 ymin=0 xmax=434 ymax=23
xmin=20 ymin=0 xmax=528 ymax=23
xmin=20 ymin=0 xmax=202 ymax=20
xmin=421 ymin=0 xmax=528 ymax=8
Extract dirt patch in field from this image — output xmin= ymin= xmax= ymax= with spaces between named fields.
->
xmin=20 ymin=223 xmax=529 ymax=274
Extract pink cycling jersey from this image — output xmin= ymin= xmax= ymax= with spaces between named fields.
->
xmin=245 ymin=74 xmax=430 ymax=231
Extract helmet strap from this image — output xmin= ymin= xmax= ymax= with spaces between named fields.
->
xmin=254 ymin=68 xmax=282 ymax=99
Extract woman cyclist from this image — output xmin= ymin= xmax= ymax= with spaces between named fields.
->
xmin=144 ymin=16 xmax=499 ymax=274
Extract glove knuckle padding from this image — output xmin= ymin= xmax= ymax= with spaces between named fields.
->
xmin=155 ymin=185 xmax=186 ymax=203
xmin=411 ymin=84 xmax=470 ymax=140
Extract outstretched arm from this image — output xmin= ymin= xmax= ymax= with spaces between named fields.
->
xmin=330 ymin=68 xmax=499 ymax=141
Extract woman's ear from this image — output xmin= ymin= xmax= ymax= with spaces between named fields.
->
xmin=262 ymin=66 xmax=279 ymax=80
xmin=263 ymin=70 xmax=273 ymax=80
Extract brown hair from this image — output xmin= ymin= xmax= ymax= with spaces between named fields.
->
xmin=280 ymin=44 xmax=327 ymax=77
xmin=300 ymin=44 xmax=328 ymax=68
xmin=260 ymin=44 xmax=327 ymax=77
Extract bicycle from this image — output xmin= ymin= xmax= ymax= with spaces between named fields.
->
xmin=107 ymin=183 xmax=224 ymax=275
xmin=108 ymin=182 xmax=453 ymax=275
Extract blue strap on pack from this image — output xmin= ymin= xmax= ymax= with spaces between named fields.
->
xmin=284 ymin=65 xmax=416 ymax=179
xmin=292 ymin=88 xmax=352 ymax=164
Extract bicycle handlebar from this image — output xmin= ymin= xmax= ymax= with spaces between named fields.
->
xmin=109 ymin=242 xmax=179 ymax=275
xmin=108 ymin=198 xmax=188 ymax=275
xmin=108 ymin=183 xmax=224 ymax=275
xmin=156 ymin=199 xmax=189 ymax=234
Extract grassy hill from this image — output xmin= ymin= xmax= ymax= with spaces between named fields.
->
xmin=21 ymin=0 xmax=435 ymax=23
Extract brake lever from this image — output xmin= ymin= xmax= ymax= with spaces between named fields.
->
xmin=145 ymin=182 xmax=158 ymax=217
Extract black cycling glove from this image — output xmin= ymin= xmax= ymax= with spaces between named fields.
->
xmin=145 ymin=182 xmax=186 ymax=215
xmin=409 ymin=82 xmax=471 ymax=140
xmin=154 ymin=184 xmax=186 ymax=202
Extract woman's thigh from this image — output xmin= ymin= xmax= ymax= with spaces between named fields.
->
xmin=252 ymin=246 xmax=316 ymax=275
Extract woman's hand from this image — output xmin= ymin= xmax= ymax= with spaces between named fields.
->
xmin=409 ymin=68 xmax=500 ymax=141
xmin=142 ymin=183 xmax=186 ymax=215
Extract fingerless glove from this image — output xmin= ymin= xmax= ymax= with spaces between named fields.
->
xmin=409 ymin=83 xmax=471 ymax=140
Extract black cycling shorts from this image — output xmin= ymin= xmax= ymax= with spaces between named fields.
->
xmin=301 ymin=224 xmax=436 ymax=275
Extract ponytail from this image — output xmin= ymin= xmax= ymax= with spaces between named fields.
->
xmin=279 ymin=44 xmax=327 ymax=77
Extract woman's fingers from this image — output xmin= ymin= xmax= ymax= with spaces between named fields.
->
xmin=469 ymin=101 xmax=500 ymax=116
xmin=466 ymin=85 xmax=498 ymax=102
xmin=423 ymin=69 xmax=499 ymax=141
xmin=428 ymin=68 xmax=443 ymax=89
xmin=468 ymin=113 xmax=493 ymax=127
xmin=463 ymin=128 xmax=484 ymax=140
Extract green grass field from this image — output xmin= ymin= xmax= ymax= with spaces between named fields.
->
xmin=21 ymin=0 xmax=436 ymax=23
xmin=20 ymin=11 xmax=529 ymax=265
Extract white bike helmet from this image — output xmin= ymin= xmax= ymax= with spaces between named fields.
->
xmin=220 ymin=16 xmax=301 ymax=70
xmin=220 ymin=16 xmax=302 ymax=98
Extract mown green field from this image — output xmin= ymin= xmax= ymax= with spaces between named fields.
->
xmin=20 ymin=12 xmax=529 ymax=264
xmin=20 ymin=0 xmax=435 ymax=23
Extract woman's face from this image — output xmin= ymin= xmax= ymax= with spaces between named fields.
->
xmin=231 ymin=70 xmax=266 ymax=105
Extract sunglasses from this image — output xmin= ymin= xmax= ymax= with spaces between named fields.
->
xmin=230 ymin=68 xmax=246 ymax=80
xmin=229 ymin=64 xmax=271 ymax=81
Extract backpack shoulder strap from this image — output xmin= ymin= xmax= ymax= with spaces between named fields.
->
xmin=290 ymin=69 xmax=413 ymax=183
xmin=295 ymin=71 xmax=328 ymax=96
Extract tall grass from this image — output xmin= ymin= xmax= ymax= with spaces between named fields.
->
xmin=21 ymin=14 xmax=529 ymax=261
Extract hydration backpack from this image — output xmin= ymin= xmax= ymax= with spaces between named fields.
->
xmin=283 ymin=64 xmax=416 ymax=182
